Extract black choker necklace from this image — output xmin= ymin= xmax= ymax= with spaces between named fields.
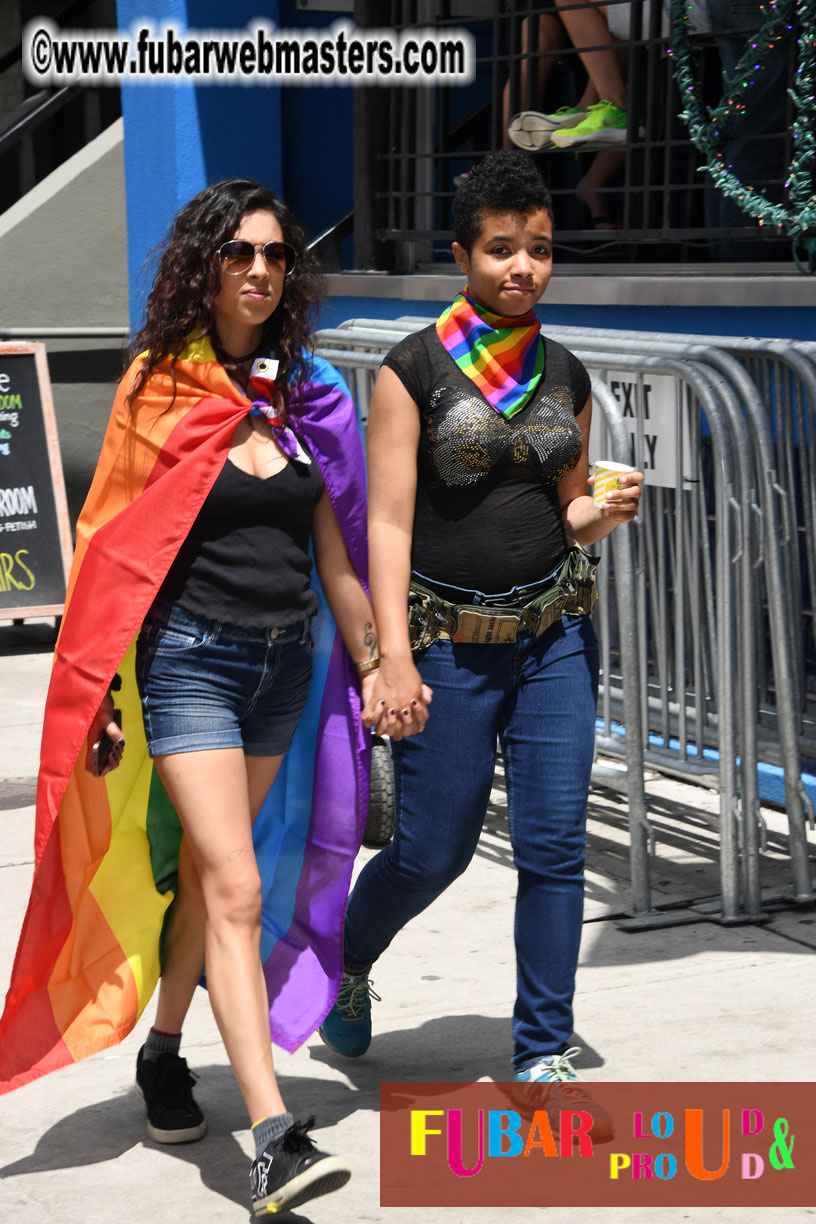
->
xmin=214 ymin=335 xmax=265 ymax=364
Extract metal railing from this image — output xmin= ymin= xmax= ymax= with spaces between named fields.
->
xmin=352 ymin=0 xmax=797 ymax=269
xmin=0 ymin=0 xmax=120 ymax=215
xmin=531 ymin=326 xmax=816 ymax=749
xmin=512 ymin=325 xmax=816 ymax=918
xmin=314 ymin=315 xmax=815 ymax=925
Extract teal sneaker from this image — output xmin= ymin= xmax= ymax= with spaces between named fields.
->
xmin=319 ymin=971 xmax=380 ymax=1058
xmin=508 ymin=106 xmax=587 ymax=151
xmin=512 ymin=1047 xmax=614 ymax=1143
xmin=550 ymin=101 xmax=627 ymax=150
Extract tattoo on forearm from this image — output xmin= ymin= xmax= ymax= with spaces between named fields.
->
xmin=363 ymin=621 xmax=378 ymax=661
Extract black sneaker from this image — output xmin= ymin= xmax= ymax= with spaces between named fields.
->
xmin=135 ymin=1046 xmax=207 ymax=1143
xmin=249 ymin=1117 xmax=351 ymax=1217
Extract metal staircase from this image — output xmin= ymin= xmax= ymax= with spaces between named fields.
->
xmin=0 ymin=0 xmax=120 ymax=215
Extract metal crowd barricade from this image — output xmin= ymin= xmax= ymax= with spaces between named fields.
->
xmin=570 ymin=349 xmax=765 ymax=922
xmin=791 ymin=341 xmax=816 ymax=728
xmin=530 ymin=325 xmax=815 ymax=907
xmin=751 ymin=341 xmax=816 ymax=754
xmin=315 ymin=317 xmax=815 ymax=923
xmin=314 ymin=322 xmax=426 ymax=430
xmin=573 ymin=349 xmax=766 ymax=922
xmin=591 ymin=378 xmax=651 ymax=916
xmin=544 ymin=328 xmax=816 ymax=751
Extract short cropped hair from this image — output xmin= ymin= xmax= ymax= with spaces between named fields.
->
xmin=453 ymin=151 xmax=554 ymax=254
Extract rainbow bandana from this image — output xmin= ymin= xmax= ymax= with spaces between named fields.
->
xmin=435 ymin=289 xmax=544 ymax=419
xmin=0 ymin=337 xmax=370 ymax=1094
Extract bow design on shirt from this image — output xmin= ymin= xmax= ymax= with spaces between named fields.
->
xmin=427 ymin=384 xmax=582 ymax=487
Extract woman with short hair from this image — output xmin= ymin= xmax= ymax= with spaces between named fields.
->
xmin=323 ymin=151 xmax=642 ymax=1117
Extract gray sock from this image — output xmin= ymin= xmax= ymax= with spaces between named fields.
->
xmin=143 ymin=1027 xmax=182 ymax=1062
xmin=252 ymin=1111 xmax=294 ymax=1158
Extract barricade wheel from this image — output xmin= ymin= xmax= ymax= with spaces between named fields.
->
xmin=363 ymin=733 xmax=395 ymax=847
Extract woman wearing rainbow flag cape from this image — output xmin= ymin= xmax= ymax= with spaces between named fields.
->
xmin=321 ymin=152 xmax=643 ymax=1113
xmin=0 ymin=179 xmax=392 ymax=1217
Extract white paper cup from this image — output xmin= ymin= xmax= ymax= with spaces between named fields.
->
xmin=592 ymin=460 xmax=635 ymax=506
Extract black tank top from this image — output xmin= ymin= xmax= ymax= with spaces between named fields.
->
xmin=157 ymin=447 xmax=325 ymax=627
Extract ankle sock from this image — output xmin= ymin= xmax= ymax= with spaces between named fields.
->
xmin=142 ymin=1026 xmax=182 ymax=1062
xmin=252 ymin=1111 xmax=294 ymax=1157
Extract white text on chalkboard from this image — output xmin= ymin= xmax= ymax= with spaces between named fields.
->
xmin=0 ymin=486 xmax=38 ymax=517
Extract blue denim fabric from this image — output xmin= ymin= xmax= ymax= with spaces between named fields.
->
xmin=136 ymin=602 xmax=312 ymax=757
xmin=343 ymin=612 xmax=599 ymax=1069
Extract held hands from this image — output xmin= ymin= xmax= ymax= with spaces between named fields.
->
xmin=84 ymin=691 xmax=126 ymax=777
xmin=589 ymin=469 xmax=644 ymax=522
xmin=361 ymin=657 xmax=432 ymax=740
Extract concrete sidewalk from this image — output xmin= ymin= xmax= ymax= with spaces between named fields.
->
xmin=1 ymin=620 xmax=814 ymax=1224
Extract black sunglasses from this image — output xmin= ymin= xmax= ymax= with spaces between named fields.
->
xmin=217 ymin=239 xmax=298 ymax=277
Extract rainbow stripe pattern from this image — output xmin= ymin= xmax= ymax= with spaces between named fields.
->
xmin=435 ymin=289 xmax=544 ymax=419
xmin=0 ymin=338 xmax=370 ymax=1093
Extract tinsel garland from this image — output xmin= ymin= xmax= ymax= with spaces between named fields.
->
xmin=668 ymin=0 xmax=816 ymax=265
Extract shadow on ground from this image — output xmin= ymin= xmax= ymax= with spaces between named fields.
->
xmin=0 ymin=1063 xmax=327 ymax=1220
xmin=0 ymin=1014 xmax=605 ymax=1208
xmin=0 ymin=622 xmax=58 ymax=656
xmin=477 ymin=774 xmax=816 ymax=957
xmin=306 ymin=1013 xmax=604 ymax=1088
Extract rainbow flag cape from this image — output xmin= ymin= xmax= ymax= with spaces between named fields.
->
xmin=435 ymin=288 xmax=544 ymax=419
xmin=0 ymin=337 xmax=370 ymax=1094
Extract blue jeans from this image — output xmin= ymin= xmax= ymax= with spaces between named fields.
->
xmin=343 ymin=613 xmax=599 ymax=1070
xmin=136 ymin=602 xmax=312 ymax=757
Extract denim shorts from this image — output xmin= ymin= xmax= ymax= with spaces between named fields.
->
xmin=135 ymin=602 xmax=312 ymax=758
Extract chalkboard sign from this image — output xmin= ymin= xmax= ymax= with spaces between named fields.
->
xmin=0 ymin=343 xmax=73 ymax=619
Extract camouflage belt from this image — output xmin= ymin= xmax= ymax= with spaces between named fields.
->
xmin=407 ymin=547 xmax=599 ymax=650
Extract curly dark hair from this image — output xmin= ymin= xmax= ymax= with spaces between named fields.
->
xmin=453 ymin=152 xmax=554 ymax=254
xmin=127 ymin=178 xmax=324 ymax=406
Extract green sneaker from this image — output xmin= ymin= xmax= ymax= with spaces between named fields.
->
xmin=508 ymin=106 xmax=587 ymax=151
xmin=318 ymin=970 xmax=380 ymax=1057
xmin=550 ymin=101 xmax=627 ymax=150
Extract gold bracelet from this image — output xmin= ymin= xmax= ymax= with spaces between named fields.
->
xmin=354 ymin=657 xmax=380 ymax=676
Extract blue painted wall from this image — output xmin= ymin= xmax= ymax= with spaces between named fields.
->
xmin=278 ymin=1 xmax=353 ymax=243
xmin=534 ymin=304 xmax=815 ymax=342
xmin=318 ymin=295 xmax=814 ymax=340
xmin=117 ymin=0 xmax=282 ymax=327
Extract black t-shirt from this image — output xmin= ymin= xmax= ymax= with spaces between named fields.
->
xmin=157 ymin=447 xmax=325 ymax=627
xmin=382 ymin=325 xmax=591 ymax=593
